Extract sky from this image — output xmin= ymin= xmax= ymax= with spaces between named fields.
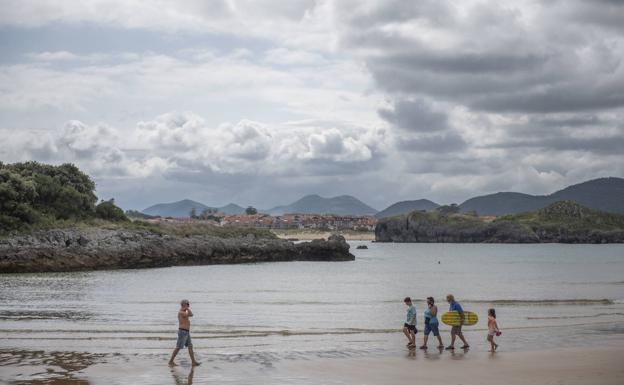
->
xmin=1 ymin=0 xmax=623 ymax=211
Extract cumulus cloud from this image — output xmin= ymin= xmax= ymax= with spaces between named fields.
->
xmin=337 ymin=0 xmax=624 ymax=114
xmin=1 ymin=0 xmax=623 ymax=209
xmin=0 ymin=111 xmax=383 ymax=181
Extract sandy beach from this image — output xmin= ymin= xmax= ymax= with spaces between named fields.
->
xmin=1 ymin=347 xmax=623 ymax=384
xmin=285 ymin=347 xmax=624 ymax=385
xmin=272 ymin=229 xmax=375 ymax=241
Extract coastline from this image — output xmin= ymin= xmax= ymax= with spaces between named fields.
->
xmin=1 ymin=347 xmax=622 ymax=384
xmin=272 ymin=229 xmax=375 ymax=241
xmin=0 ymin=228 xmax=354 ymax=273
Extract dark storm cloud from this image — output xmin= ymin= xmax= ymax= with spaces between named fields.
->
xmin=395 ymin=133 xmax=466 ymax=153
xmin=528 ymin=115 xmax=604 ymax=128
xmin=558 ymin=0 xmax=624 ymax=33
xmin=488 ymin=134 xmax=624 ymax=155
xmin=341 ymin=1 xmax=624 ymax=114
xmin=378 ymin=99 xmax=448 ymax=132
xmin=402 ymin=154 xmax=504 ymax=176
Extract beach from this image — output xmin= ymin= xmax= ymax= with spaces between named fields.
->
xmin=272 ymin=229 xmax=375 ymax=240
xmin=1 ymin=242 xmax=623 ymax=384
xmin=287 ymin=347 xmax=624 ymax=385
xmin=1 ymin=346 xmax=623 ymax=384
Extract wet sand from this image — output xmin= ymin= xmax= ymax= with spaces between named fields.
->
xmin=286 ymin=347 xmax=624 ymax=385
xmin=1 ymin=347 xmax=623 ymax=384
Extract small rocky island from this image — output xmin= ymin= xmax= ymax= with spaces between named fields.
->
xmin=375 ymin=201 xmax=624 ymax=243
xmin=0 ymin=230 xmax=353 ymax=273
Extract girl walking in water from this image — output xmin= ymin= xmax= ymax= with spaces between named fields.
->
xmin=420 ymin=297 xmax=443 ymax=349
xmin=487 ymin=308 xmax=500 ymax=352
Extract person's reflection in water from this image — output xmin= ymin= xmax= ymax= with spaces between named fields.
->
xmin=171 ymin=367 xmax=194 ymax=385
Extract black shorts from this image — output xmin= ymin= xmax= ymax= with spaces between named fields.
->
xmin=404 ymin=323 xmax=417 ymax=333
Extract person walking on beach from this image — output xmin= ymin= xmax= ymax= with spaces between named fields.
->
xmin=446 ymin=294 xmax=469 ymax=350
xmin=420 ymin=297 xmax=443 ymax=349
xmin=169 ymin=299 xmax=201 ymax=367
xmin=403 ymin=297 xmax=417 ymax=349
xmin=487 ymin=308 xmax=500 ymax=352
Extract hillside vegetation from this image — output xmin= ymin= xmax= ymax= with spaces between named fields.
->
xmin=0 ymin=161 xmax=275 ymax=239
xmin=375 ymin=201 xmax=624 ymax=243
xmin=459 ymin=177 xmax=624 ymax=215
xmin=0 ymin=161 xmax=127 ymax=233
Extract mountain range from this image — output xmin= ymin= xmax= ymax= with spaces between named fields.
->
xmin=141 ymin=177 xmax=624 ymax=218
xmin=458 ymin=177 xmax=624 ymax=216
xmin=374 ymin=199 xmax=440 ymax=218
xmin=142 ymin=199 xmax=246 ymax=217
xmin=266 ymin=194 xmax=378 ymax=216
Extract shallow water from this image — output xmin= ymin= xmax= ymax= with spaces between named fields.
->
xmin=1 ymin=242 xmax=623 ymax=366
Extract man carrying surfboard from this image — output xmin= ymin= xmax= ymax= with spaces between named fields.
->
xmin=445 ymin=294 xmax=470 ymax=350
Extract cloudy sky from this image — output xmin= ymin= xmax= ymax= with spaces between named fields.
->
xmin=1 ymin=0 xmax=623 ymax=210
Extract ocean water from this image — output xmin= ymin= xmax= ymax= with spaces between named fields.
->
xmin=1 ymin=242 xmax=624 ymax=365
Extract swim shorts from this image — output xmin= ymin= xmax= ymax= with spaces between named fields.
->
xmin=424 ymin=323 xmax=440 ymax=336
xmin=404 ymin=323 xmax=417 ymax=333
xmin=176 ymin=328 xmax=193 ymax=348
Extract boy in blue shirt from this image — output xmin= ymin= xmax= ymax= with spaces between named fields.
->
xmin=446 ymin=294 xmax=469 ymax=350
xmin=403 ymin=297 xmax=417 ymax=348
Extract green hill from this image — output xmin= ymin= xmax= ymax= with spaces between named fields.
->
xmin=459 ymin=177 xmax=624 ymax=215
xmin=267 ymin=194 xmax=378 ymax=216
xmin=375 ymin=201 xmax=624 ymax=243
xmin=142 ymin=200 xmax=246 ymax=217
xmin=375 ymin=199 xmax=439 ymax=218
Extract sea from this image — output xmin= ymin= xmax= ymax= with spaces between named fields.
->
xmin=1 ymin=242 xmax=623 ymax=382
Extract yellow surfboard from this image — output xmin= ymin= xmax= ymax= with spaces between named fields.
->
xmin=441 ymin=311 xmax=478 ymax=326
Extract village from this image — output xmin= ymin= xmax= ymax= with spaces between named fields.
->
xmin=220 ymin=213 xmax=377 ymax=231
xmin=144 ymin=211 xmax=378 ymax=232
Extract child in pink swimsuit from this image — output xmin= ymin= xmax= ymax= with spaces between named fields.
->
xmin=487 ymin=308 xmax=500 ymax=352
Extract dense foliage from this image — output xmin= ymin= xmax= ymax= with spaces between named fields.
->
xmin=0 ymin=161 xmax=126 ymax=233
xmin=95 ymin=199 xmax=129 ymax=222
xmin=376 ymin=201 xmax=624 ymax=243
xmin=125 ymin=210 xmax=158 ymax=219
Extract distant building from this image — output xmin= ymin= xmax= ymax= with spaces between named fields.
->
xmin=219 ymin=213 xmax=377 ymax=230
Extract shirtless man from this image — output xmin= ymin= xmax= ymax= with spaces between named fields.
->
xmin=168 ymin=299 xmax=200 ymax=366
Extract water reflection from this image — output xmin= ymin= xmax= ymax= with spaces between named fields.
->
xmin=171 ymin=367 xmax=194 ymax=385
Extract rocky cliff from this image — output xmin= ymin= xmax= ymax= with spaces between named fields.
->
xmin=0 ymin=229 xmax=354 ymax=273
xmin=375 ymin=201 xmax=624 ymax=243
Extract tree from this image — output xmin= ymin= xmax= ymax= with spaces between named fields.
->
xmin=0 ymin=168 xmax=38 ymax=232
xmin=436 ymin=204 xmax=460 ymax=215
xmin=190 ymin=207 xmax=197 ymax=218
xmin=0 ymin=161 xmax=107 ymax=233
xmin=95 ymin=199 xmax=128 ymax=222
xmin=245 ymin=206 xmax=258 ymax=215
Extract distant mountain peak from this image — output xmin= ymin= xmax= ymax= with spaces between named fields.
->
xmin=375 ymin=199 xmax=440 ymax=218
xmin=267 ymin=194 xmax=377 ymax=216
xmin=142 ymin=199 xmax=245 ymax=217
xmin=460 ymin=177 xmax=624 ymax=216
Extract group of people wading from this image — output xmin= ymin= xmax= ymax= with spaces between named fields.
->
xmin=167 ymin=294 xmax=502 ymax=367
xmin=403 ymin=294 xmax=500 ymax=352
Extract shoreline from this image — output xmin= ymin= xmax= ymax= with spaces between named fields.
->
xmin=272 ymin=230 xmax=375 ymax=241
xmin=0 ymin=228 xmax=354 ymax=273
xmin=1 ymin=346 xmax=622 ymax=384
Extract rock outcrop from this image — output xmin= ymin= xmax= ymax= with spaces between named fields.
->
xmin=0 ymin=229 xmax=354 ymax=273
xmin=375 ymin=201 xmax=624 ymax=244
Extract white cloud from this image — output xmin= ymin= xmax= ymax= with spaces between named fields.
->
xmin=1 ymin=0 xmax=623 ymax=209
xmin=0 ymin=0 xmax=337 ymax=50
